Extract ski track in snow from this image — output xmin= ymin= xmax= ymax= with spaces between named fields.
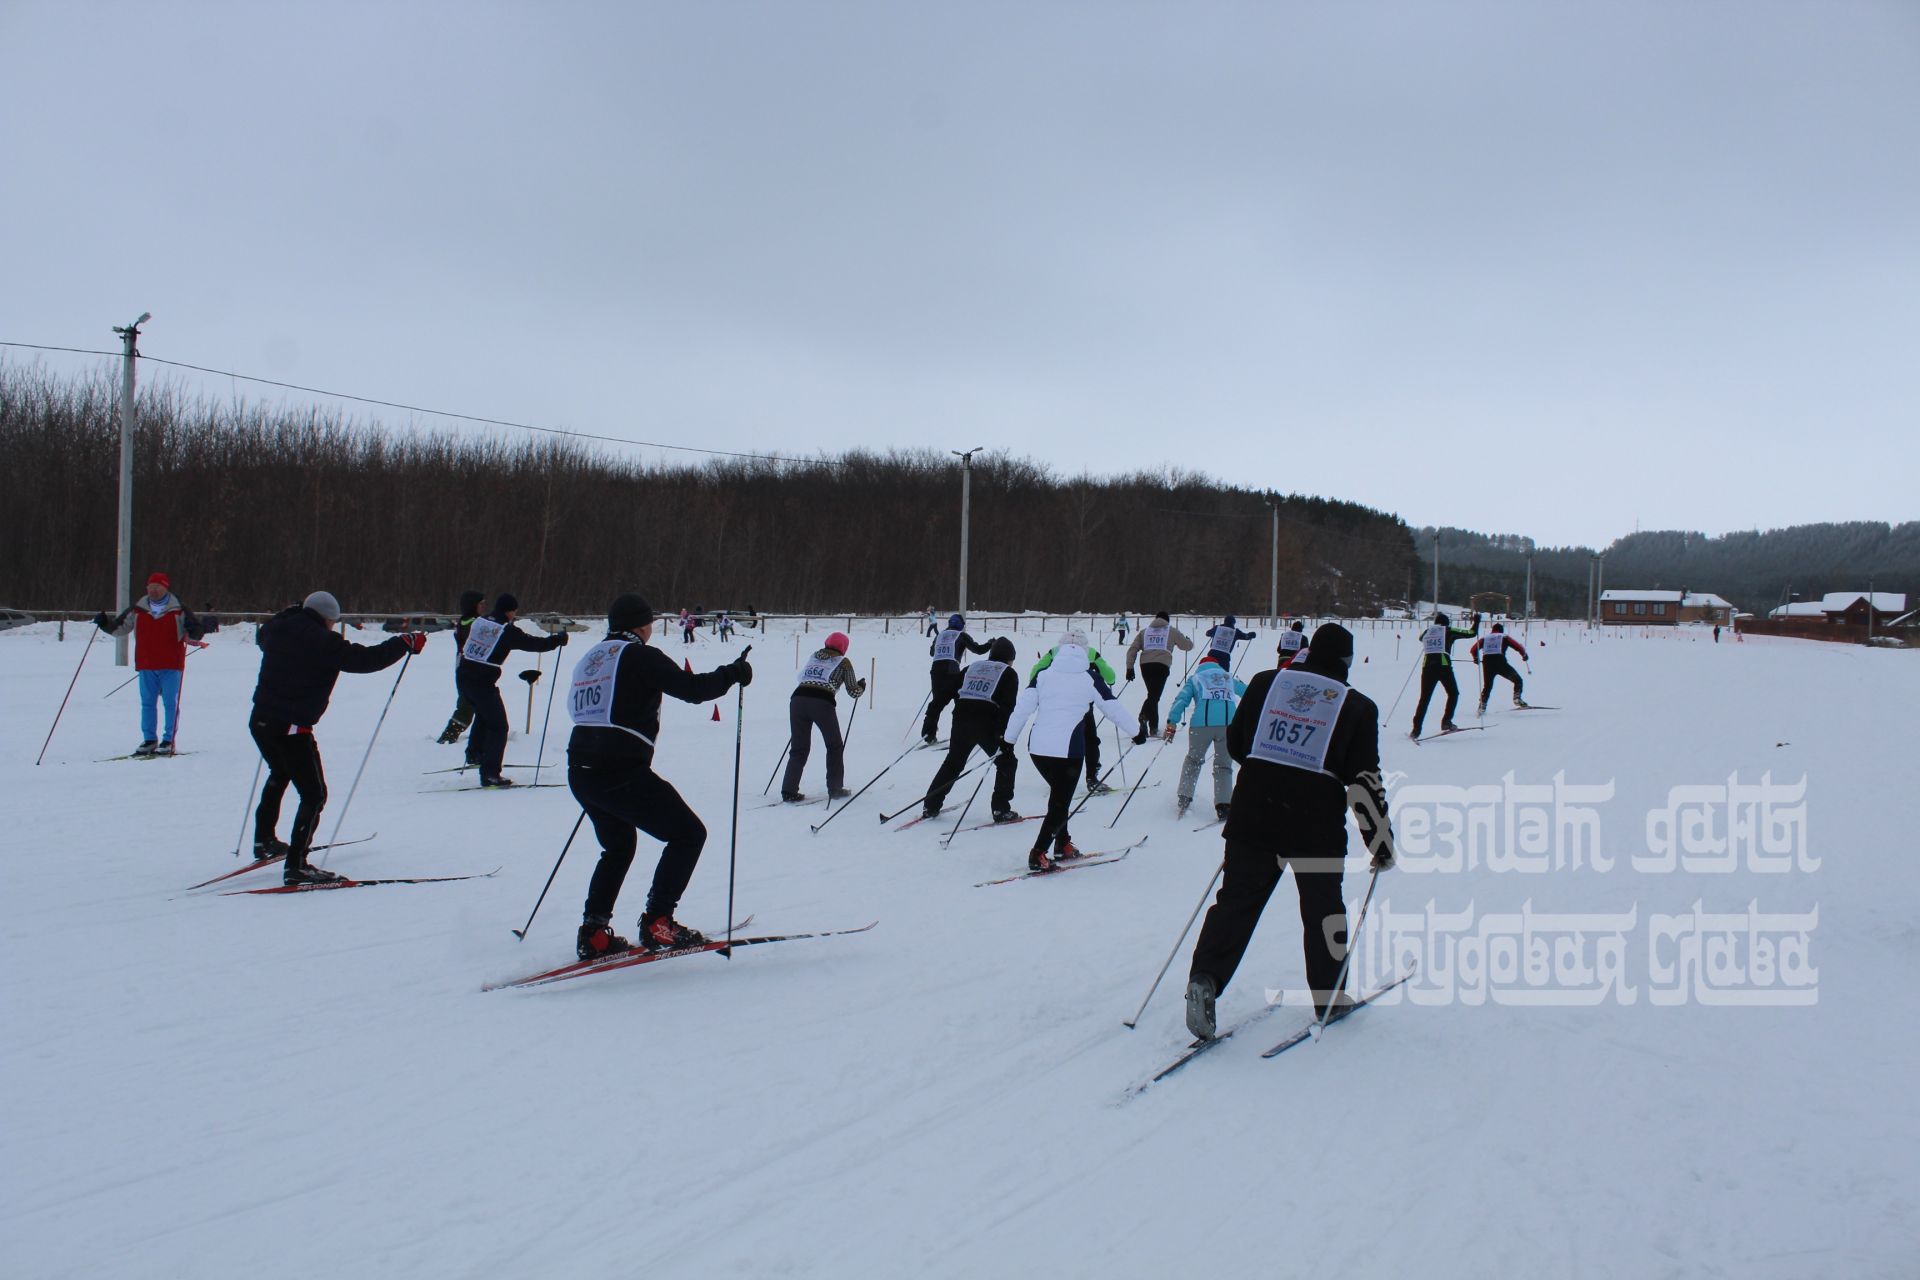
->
xmin=3 ymin=619 xmax=1916 ymax=1278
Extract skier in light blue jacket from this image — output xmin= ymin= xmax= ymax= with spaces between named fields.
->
xmin=1164 ymin=653 xmax=1248 ymax=821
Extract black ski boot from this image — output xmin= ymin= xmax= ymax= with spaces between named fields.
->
xmin=252 ymin=837 xmax=292 ymax=862
xmin=1027 ymin=847 xmax=1055 ymax=873
xmin=576 ymin=917 xmax=632 ymax=962
xmin=480 ymin=774 xmax=515 ymax=788
xmin=1085 ymin=778 xmax=1114 ymax=796
xmin=781 ymin=792 xmax=807 ymax=804
xmin=282 ymin=861 xmax=345 ymax=887
xmin=131 ymin=740 xmax=158 ymax=758
xmin=828 ymin=787 xmax=851 ymax=801
xmin=153 ymin=740 xmax=175 ymax=757
xmin=921 ymin=802 xmax=944 ymax=820
xmin=1215 ymin=802 xmax=1231 ymax=822
xmin=991 ymin=806 xmax=1022 ymax=823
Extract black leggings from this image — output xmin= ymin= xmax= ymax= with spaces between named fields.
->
xmin=459 ymin=671 xmax=509 ymax=776
xmin=922 ymin=667 xmax=962 ymax=739
xmin=1030 ymin=754 xmax=1082 ymax=855
xmin=1137 ymin=663 xmax=1170 ymax=737
xmin=250 ymin=717 xmax=327 ymax=861
xmin=568 ymin=762 xmax=708 ymax=923
xmin=1190 ymin=837 xmax=1348 ymax=1006
xmin=1480 ymin=656 xmax=1523 ymax=704
xmin=926 ymin=716 xmax=1016 ymax=812
xmin=1412 ymin=662 xmax=1460 ymax=734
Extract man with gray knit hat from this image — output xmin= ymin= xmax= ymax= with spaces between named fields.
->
xmin=248 ymin=591 xmax=425 ymax=884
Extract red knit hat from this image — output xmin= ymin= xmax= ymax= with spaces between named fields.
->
xmin=825 ymin=631 xmax=851 ymax=654
xmin=147 ymin=572 xmax=170 ymax=589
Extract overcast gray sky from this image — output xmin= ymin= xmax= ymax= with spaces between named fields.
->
xmin=4 ymin=0 xmax=1915 ymax=547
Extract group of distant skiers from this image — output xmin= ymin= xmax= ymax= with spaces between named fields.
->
xmin=90 ymin=577 xmax=1598 ymax=1033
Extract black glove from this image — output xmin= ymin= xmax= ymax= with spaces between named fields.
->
xmin=997 ymin=738 xmax=1016 ymax=759
xmin=556 ymin=630 xmax=570 ymax=647
xmin=729 ymin=657 xmax=754 ymax=688
xmin=92 ymin=611 xmax=114 ymax=633
xmin=1369 ymin=830 xmax=1395 ymax=871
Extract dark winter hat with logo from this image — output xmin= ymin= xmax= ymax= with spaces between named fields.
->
xmin=1306 ymin=622 xmax=1354 ymax=668
xmin=609 ymin=593 xmax=656 ymax=633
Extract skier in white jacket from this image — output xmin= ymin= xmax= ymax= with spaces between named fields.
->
xmin=1000 ymin=631 xmax=1137 ymax=871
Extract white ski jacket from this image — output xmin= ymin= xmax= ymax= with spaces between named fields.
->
xmin=1003 ymin=644 xmax=1136 ymax=759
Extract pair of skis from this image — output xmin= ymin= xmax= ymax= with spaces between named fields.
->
xmin=184 ymin=834 xmax=377 ymax=889
xmin=972 ymin=836 xmax=1147 ymax=887
xmin=226 ymin=868 xmax=501 ymax=896
xmin=1128 ymin=965 xmax=1416 ymax=1098
xmin=484 ymin=921 xmax=879 ymax=991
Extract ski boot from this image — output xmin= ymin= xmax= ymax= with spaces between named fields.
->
xmin=1476 ymin=701 xmax=1487 ymax=719
xmin=576 ymin=917 xmax=632 ymax=962
xmin=1186 ymin=974 xmax=1218 ymax=1040
xmin=1054 ymin=838 xmax=1081 ymax=863
xmin=921 ymin=801 xmax=944 ymax=820
xmin=1175 ymin=797 xmax=1191 ymax=819
xmin=991 ymin=806 xmax=1022 ymax=824
xmin=1314 ymin=992 xmax=1357 ymax=1025
xmin=1440 ymin=720 xmax=1459 ymax=734
xmin=1215 ymin=802 xmax=1231 ymax=822
xmin=1027 ymin=847 xmax=1055 ymax=873
xmin=1085 ymin=779 xmax=1114 ymax=796
xmin=153 ymin=740 xmax=175 ymax=757
xmin=131 ymin=740 xmax=158 ymax=758
xmin=252 ymin=837 xmax=292 ymax=862
xmin=1131 ymin=729 xmax=1148 ymax=746
xmin=480 ymin=774 xmax=515 ymax=788
xmin=828 ymin=787 xmax=851 ymax=801
xmin=781 ymin=792 xmax=807 ymax=804
xmin=1513 ymin=697 xmax=1530 ymax=709
xmin=922 ymin=733 xmax=938 ymax=747
xmin=282 ymin=862 xmax=345 ymax=887
xmin=640 ymin=913 xmax=709 ymax=951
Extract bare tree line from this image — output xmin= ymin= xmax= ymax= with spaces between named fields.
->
xmin=0 ymin=359 xmax=1418 ymax=617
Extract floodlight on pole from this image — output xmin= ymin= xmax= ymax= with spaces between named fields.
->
xmin=109 ymin=313 xmax=151 ymax=668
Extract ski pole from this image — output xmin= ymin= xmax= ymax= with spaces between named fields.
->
xmin=1312 ymin=865 xmax=1383 ymax=1038
xmin=1109 ymin=675 xmax=1134 ymax=786
xmin=901 ymin=689 xmax=932 ymax=742
xmin=532 ymin=654 xmax=561 ymax=787
xmin=513 ymin=812 xmax=586 ymax=940
xmin=102 ymin=642 xmax=201 ymax=698
xmin=1122 ymin=859 xmax=1224 ymax=1029
xmin=940 ymin=768 xmax=990 ymax=848
xmin=724 ymin=654 xmax=748 ymax=957
xmin=1108 ymin=737 xmax=1169 ymax=828
xmin=318 ymin=648 xmax=413 ymax=863
xmin=876 ymin=749 xmax=990 ymax=823
xmin=231 ymin=755 xmax=265 ymax=858
xmin=761 ymin=736 xmax=793 ymax=797
xmin=36 ymin=624 xmax=99 ymax=766
xmin=1382 ymin=650 xmax=1422 ymax=725
xmin=813 ymin=739 xmax=921 ymax=834
xmin=839 ymin=694 xmax=861 ymax=755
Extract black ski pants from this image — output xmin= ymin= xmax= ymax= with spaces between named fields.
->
xmin=250 ymin=717 xmax=327 ymax=861
xmin=568 ymin=761 xmax=707 ymax=923
xmin=1030 ymin=753 xmax=1082 ymax=856
xmin=1190 ymin=837 xmax=1348 ymax=1010
xmin=458 ymin=669 xmax=509 ymax=778
xmin=1411 ymin=661 xmax=1459 ymax=735
xmin=1136 ymin=662 xmax=1170 ymax=739
xmin=782 ymin=695 xmax=845 ymax=797
xmin=922 ymin=666 xmax=962 ymax=740
xmin=1479 ymin=656 xmax=1523 ymax=706
xmin=926 ymin=714 xmax=1016 ymax=813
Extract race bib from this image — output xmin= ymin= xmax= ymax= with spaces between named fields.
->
xmin=1194 ymin=664 xmax=1233 ymax=704
xmin=1142 ymin=625 xmax=1170 ymax=651
xmin=568 ymin=638 xmax=651 ymax=743
xmin=796 ymin=652 xmax=843 ymax=689
xmin=462 ymin=617 xmax=507 ymax=666
xmin=933 ymin=629 xmax=961 ymax=662
xmin=1247 ymin=669 xmax=1349 ymax=773
xmin=1209 ymin=627 xmax=1235 ymax=655
xmin=958 ymin=660 xmax=1008 ymax=702
xmin=1421 ymin=625 xmax=1446 ymax=655
xmin=1279 ymin=630 xmax=1304 ymax=652
xmin=1482 ymin=633 xmax=1506 ymax=658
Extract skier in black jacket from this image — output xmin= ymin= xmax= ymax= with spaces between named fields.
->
xmin=249 ymin=591 xmax=425 ymax=884
xmin=1410 ymin=610 xmax=1480 ymax=739
xmin=922 ymin=614 xmax=994 ymax=744
xmin=922 ymin=636 xmax=1022 ymax=821
xmin=1185 ymin=623 xmax=1394 ymax=1036
xmin=437 ymin=589 xmax=486 ymax=752
xmin=457 ymin=592 xmax=567 ymax=786
xmin=566 ymin=593 xmax=753 ymax=960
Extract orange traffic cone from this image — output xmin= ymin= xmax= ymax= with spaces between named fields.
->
xmin=684 ymin=659 xmax=694 ymax=675
xmin=711 ymin=705 xmax=722 ymax=722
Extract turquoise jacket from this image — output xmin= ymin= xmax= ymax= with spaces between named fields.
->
xmin=1167 ymin=659 xmax=1247 ymax=728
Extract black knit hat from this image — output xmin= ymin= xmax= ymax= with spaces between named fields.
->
xmin=989 ymin=636 xmax=1015 ymax=663
xmin=458 ymin=590 xmax=485 ymax=616
xmin=1308 ymin=622 xmax=1354 ymax=663
xmin=609 ymin=593 xmax=656 ymax=633
xmin=493 ymin=593 xmax=520 ymax=616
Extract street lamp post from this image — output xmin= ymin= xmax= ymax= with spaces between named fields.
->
xmin=1264 ymin=497 xmax=1278 ymax=623
xmin=111 ymin=312 xmax=150 ymax=667
xmin=952 ymin=447 xmax=984 ymax=614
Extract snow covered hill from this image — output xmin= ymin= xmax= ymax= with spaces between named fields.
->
xmin=3 ymin=617 xmax=1914 ymax=1278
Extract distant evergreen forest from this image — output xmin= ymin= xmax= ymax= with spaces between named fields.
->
xmin=1415 ymin=524 xmax=1920 ymax=617
xmin=3 ymin=359 xmax=1909 ymax=619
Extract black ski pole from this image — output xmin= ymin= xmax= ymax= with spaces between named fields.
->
xmin=1108 ymin=737 xmax=1170 ymax=829
xmin=231 ymin=756 xmax=265 ymax=858
xmin=761 ymin=736 xmax=793 ymax=797
xmin=812 ymin=739 xmax=920 ymax=834
xmin=901 ymin=689 xmax=932 ymax=742
xmin=513 ymin=812 xmax=585 ymax=940
xmin=839 ymin=694 xmax=861 ymax=754
xmin=1123 ymin=859 xmax=1224 ymax=1029
xmin=1382 ymin=649 xmax=1422 ymax=725
xmin=532 ymin=654 xmax=561 ymax=788
xmin=940 ymin=768 xmax=990 ymax=848
xmin=876 ymin=749 xmax=989 ymax=823
xmin=725 ymin=648 xmax=750 ymax=956
xmin=1312 ymin=866 xmax=1383 ymax=1038
xmin=318 ymin=648 xmax=413 ymax=863
xmin=36 ymin=624 xmax=99 ymax=766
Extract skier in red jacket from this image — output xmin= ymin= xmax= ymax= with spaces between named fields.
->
xmin=93 ymin=571 xmax=205 ymax=756
xmin=1469 ymin=623 xmax=1530 ymax=714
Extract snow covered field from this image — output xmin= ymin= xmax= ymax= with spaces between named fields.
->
xmin=4 ymin=616 xmax=1915 ymax=1278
